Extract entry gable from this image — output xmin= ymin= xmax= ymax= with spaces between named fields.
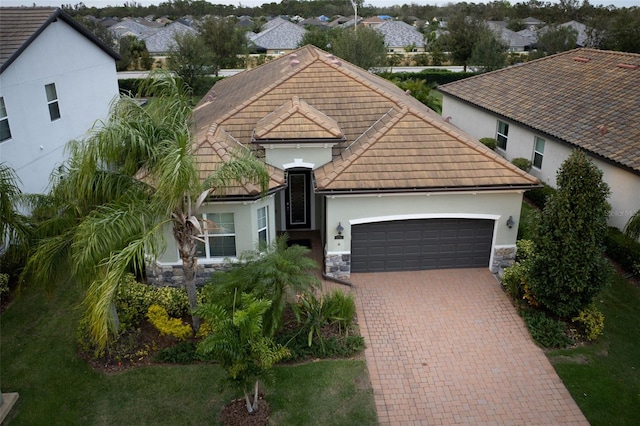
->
xmin=253 ymin=96 xmax=344 ymax=141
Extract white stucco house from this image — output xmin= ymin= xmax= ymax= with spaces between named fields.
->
xmin=0 ymin=7 xmax=120 ymax=195
xmin=149 ymin=45 xmax=539 ymax=285
xmin=439 ymin=48 xmax=640 ymax=231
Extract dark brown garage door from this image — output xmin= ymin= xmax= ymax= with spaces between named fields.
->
xmin=351 ymin=218 xmax=493 ymax=272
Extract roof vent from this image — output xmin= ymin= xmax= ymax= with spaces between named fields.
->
xmin=597 ymin=124 xmax=608 ymax=135
xmin=616 ymin=63 xmax=638 ymax=70
xmin=573 ymin=57 xmax=590 ymax=63
xmin=290 ymin=59 xmax=300 ymax=66
xmin=332 ymin=58 xmax=342 ymax=66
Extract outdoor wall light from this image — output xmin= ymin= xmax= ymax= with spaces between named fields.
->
xmin=336 ymin=222 xmax=344 ymax=235
xmin=506 ymin=216 xmax=515 ymax=229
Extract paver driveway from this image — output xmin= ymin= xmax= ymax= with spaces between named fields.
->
xmin=350 ymin=268 xmax=588 ymax=425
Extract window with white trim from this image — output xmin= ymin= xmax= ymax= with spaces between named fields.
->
xmin=533 ymin=136 xmax=545 ymax=169
xmin=257 ymin=206 xmax=268 ymax=248
xmin=195 ymin=213 xmax=236 ymax=259
xmin=496 ymin=120 xmax=509 ymax=150
xmin=45 ymin=83 xmax=61 ymax=121
xmin=0 ymin=97 xmax=11 ymax=142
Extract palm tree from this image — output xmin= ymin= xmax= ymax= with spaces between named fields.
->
xmin=625 ymin=209 xmax=640 ymax=241
xmin=23 ymin=73 xmax=269 ymax=350
xmin=196 ymin=293 xmax=290 ymax=414
xmin=0 ymin=163 xmax=30 ymax=253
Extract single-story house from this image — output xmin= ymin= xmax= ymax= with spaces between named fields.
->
xmin=249 ymin=18 xmax=306 ymax=55
xmin=149 ymin=45 xmax=539 ymax=285
xmin=375 ymin=20 xmax=426 ymax=53
xmin=439 ymin=48 xmax=640 ymax=231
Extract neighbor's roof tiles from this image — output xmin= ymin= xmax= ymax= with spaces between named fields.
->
xmin=0 ymin=7 xmax=119 ymax=72
xmin=439 ymin=48 xmax=640 ymax=174
xmin=376 ymin=20 xmax=425 ymax=48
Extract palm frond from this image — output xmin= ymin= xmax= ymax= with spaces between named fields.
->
xmin=624 ymin=209 xmax=640 ymax=241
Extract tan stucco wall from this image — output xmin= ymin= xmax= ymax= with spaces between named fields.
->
xmin=157 ymin=195 xmax=276 ymax=264
xmin=262 ymin=144 xmax=334 ymax=170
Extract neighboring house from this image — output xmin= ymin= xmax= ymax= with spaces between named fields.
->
xmin=150 ymin=45 xmax=539 ymax=285
xmin=439 ymin=48 xmax=640 ymax=231
xmin=142 ymin=21 xmax=197 ymax=55
xmin=558 ymin=20 xmax=589 ymax=47
xmin=108 ymin=17 xmax=157 ymax=39
xmin=487 ymin=21 xmax=534 ymax=52
xmin=0 ymin=7 xmax=120 ymax=195
xmin=375 ymin=20 xmax=425 ymax=53
xmin=361 ymin=16 xmax=386 ymax=28
xmin=522 ymin=16 xmax=545 ymax=31
xmin=249 ymin=19 xmax=306 ymax=55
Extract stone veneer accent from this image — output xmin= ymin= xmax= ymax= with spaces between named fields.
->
xmin=491 ymin=245 xmax=517 ymax=272
xmin=146 ymin=262 xmax=226 ymax=287
xmin=325 ymin=253 xmax=351 ymax=279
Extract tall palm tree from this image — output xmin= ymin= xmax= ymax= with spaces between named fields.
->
xmin=23 ymin=73 xmax=269 ymax=350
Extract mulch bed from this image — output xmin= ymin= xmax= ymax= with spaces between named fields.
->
xmin=220 ymin=396 xmax=270 ymax=426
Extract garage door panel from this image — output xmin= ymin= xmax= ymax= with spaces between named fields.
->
xmin=351 ymin=218 xmax=493 ymax=273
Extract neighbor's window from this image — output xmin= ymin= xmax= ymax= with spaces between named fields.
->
xmin=533 ymin=136 xmax=545 ymax=169
xmin=0 ymin=97 xmax=11 ymax=142
xmin=496 ymin=120 xmax=509 ymax=150
xmin=45 ymin=83 xmax=61 ymax=121
xmin=195 ymin=213 xmax=236 ymax=259
xmin=257 ymin=206 xmax=268 ymax=248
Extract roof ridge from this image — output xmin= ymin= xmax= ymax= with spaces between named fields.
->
xmin=213 ymin=49 xmax=317 ymax=130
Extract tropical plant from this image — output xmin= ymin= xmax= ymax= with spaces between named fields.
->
xmin=393 ymin=78 xmax=442 ymax=113
xmin=0 ymin=163 xmax=30 ymax=251
xmin=528 ymin=150 xmax=611 ymax=318
xmin=204 ymin=235 xmax=319 ymax=337
xmin=624 ymin=209 xmax=640 ymax=241
xmin=196 ymin=293 xmax=290 ymax=414
xmin=22 ymin=73 xmax=269 ymax=351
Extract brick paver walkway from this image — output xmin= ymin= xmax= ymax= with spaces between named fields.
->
xmin=350 ymin=268 xmax=588 ymax=425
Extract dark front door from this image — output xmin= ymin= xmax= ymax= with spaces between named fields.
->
xmin=285 ymin=170 xmax=311 ymax=229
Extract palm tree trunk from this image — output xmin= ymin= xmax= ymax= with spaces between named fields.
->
xmin=182 ymin=255 xmax=200 ymax=332
xmin=252 ymin=380 xmax=260 ymax=412
xmin=244 ymin=387 xmax=254 ymax=414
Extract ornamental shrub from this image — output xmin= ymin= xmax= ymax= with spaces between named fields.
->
xmin=572 ymin=304 xmax=605 ymax=341
xmin=603 ymin=226 xmax=640 ymax=273
xmin=524 ymin=183 xmax=556 ymax=210
xmin=0 ymin=273 xmax=9 ymax=300
xmin=479 ymin=137 xmax=497 ymax=150
xmin=528 ymin=150 xmax=611 ymax=318
xmin=147 ymin=304 xmax=192 ymax=340
xmin=512 ymin=157 xmax=532 ymax=172
xmin=523 ymin=310 xmax=571 ymax=348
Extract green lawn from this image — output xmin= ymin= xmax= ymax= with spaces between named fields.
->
xmin=518 ymin=201 xmax=640 ymax=424
xmin=549 ymin=272 xmax=640 ymax=425
xmin=0 ymin=281 xmax=377 ymax=425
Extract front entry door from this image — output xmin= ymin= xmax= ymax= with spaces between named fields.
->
xmin=286 ymin=170 xmax=311 ymax=229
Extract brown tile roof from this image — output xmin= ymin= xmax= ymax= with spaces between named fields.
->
xmin=0 ymin=7 xmax=119 ymax=73
xmin=254 ymin=96 xmax=344 ymax=140
xmin=193 ymin=45 xmax=538 ymax=196
xmin=439 ymin=48 xmax=640 ymax=175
